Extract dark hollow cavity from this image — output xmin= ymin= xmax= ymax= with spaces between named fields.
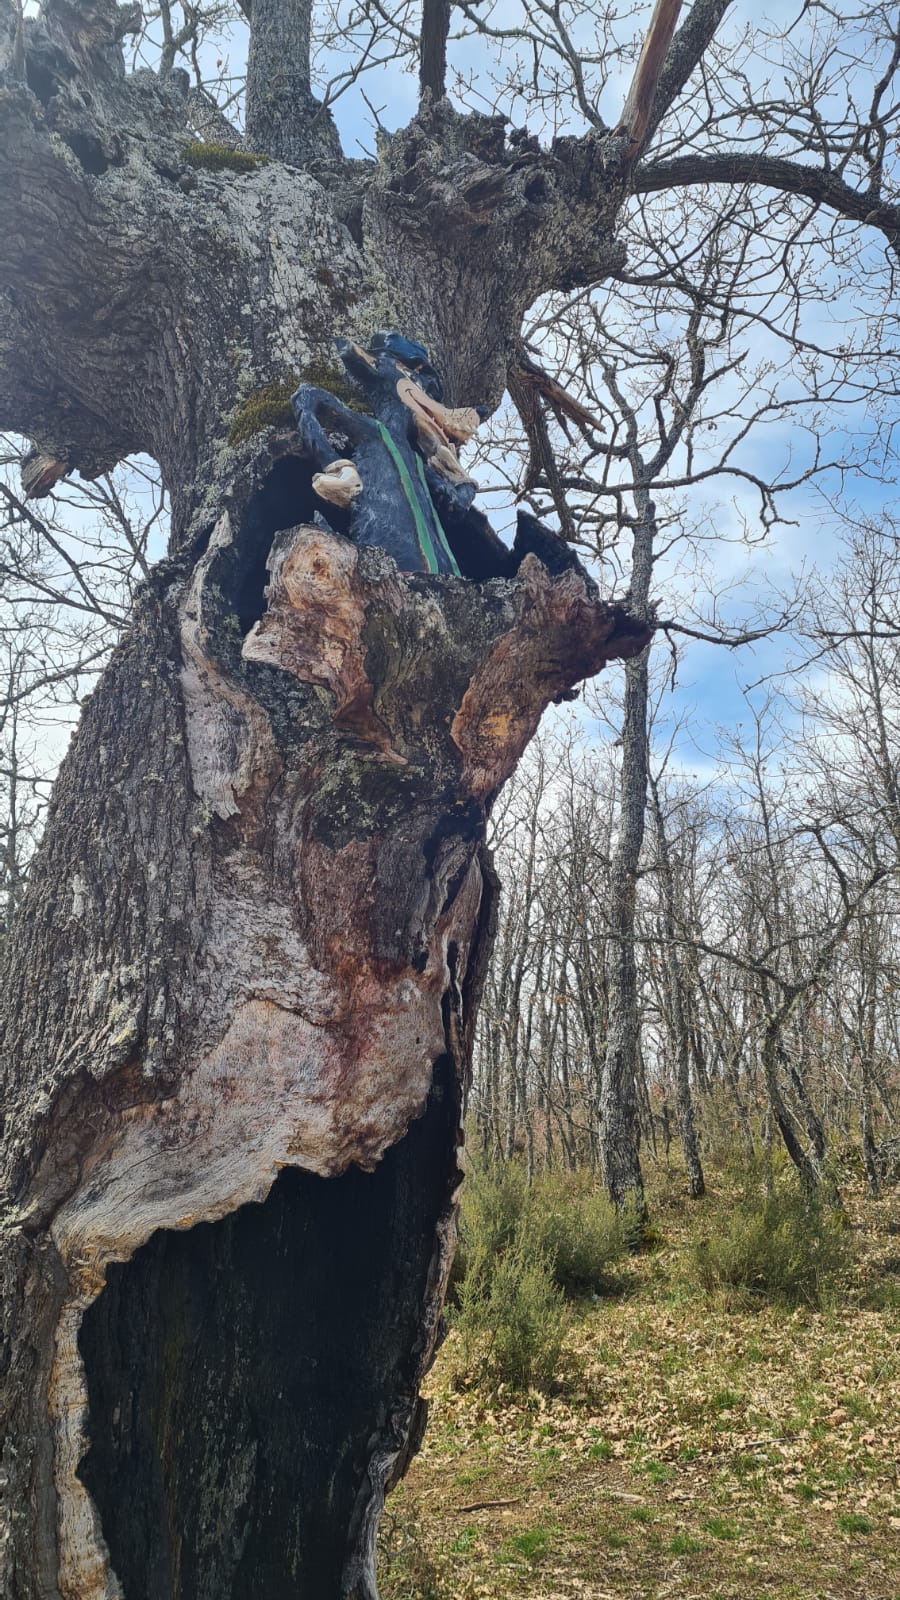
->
xmin=62 ymin=130 xmax=111 ymax=175
xmin=78 ymin=1057 xmax=458 ymax=1600
xmin=229 ymin=455 xmax=319 ymax=633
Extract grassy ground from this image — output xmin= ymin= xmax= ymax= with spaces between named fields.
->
xmin=378 ymin=1168 xmax=900 ymax=1599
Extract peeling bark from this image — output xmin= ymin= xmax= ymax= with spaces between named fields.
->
xmin=0 ymin=430 xmax=647 ymax=1596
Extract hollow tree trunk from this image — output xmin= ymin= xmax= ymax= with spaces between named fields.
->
xmin=0 ymin=3 xmax=662 ymax=1594
xmin=0 ymin=463 xmax=645 ymax=1599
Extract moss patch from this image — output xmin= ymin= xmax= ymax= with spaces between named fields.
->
xmin=227 ymin=380 xmax=299 ymax=447
xmin=228 ymin=362 xmax=373 ymax=448
xmin=300 ymin=358 xmax=371 ymax=414
xmin=183 ymin=141 xmax=269 ymax=174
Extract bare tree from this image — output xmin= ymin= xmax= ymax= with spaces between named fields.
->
xmin=3 ymin=0 xmax=900 ymax=1592
xmin=647 ymin=766 xmax=705 ymax=1195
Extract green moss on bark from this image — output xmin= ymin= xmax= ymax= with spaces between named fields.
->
xmin=227 ymin=381 xmax=299 ymax=446
xmin=227 ymin=364 xmax=372 ymax=448
xmin=183 ymin=142 xmax=269 ymax=174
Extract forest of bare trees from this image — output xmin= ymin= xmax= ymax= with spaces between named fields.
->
xmin=2 ymin=0 xmax=900 ymax=1592
xmin=473 ymin=527 xmax=900 ymax=1202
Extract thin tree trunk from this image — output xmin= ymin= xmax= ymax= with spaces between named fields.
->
xmin=649 ymin=775 xmax=705 ymax=1197
xmin=599 ymin=486 xmax=654 ymax=1214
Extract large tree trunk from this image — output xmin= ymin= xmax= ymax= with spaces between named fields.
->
xmin=0 ymin=471 xmax=645 ymax=1597
xmin=0 ymin=2 xmax=661 ymax=1593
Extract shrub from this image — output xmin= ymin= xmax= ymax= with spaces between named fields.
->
xmin=454 ymin=1159 xmax=631 ymax=1301
xmin=450 ymin=1156 xmax=528 ymax=1300
xmin=530 ymin=1170 xmax=632 ymax=1294
xmin=452 ymin=1230 xmax=569 ymax=1393
xmin=449 ymin=1158 xmax=635 ymax=1391
xmin=692 ymin=1186 xmax=854 ymax=1308
xmin=459 ymin=1158 xmax=528 ymax=1264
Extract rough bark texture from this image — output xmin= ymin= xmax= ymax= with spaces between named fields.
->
xmin=0 ymin=1 xmax=664 ymax=1594
xmin=648 ymin=775 xmax=705 ymax=1199
xmin=599 ymin=641 xmax=650 ymax=1212
xmin=0 ymin=422 xmax=647 ymax=1598
xmin=0 ymin=0 xmax=638 ymax=540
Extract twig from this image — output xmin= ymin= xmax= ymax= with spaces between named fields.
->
xmin=456 ymin=1495 xmax=523 ymax=1513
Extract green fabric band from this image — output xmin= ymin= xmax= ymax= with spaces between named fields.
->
xmin=375 ymin=421 xmax=461 ymax=577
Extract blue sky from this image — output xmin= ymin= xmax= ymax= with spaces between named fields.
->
xmin=151 ymin=0 xmax=900 ymax=775
xmin=19 ymin=1 xmax=899 ymax=790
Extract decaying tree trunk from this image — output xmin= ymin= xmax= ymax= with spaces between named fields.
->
xmin=0 ymin=464 xmax=645 ymax=1595
xmin=0 ymin=0 xmax=680 ymax=1590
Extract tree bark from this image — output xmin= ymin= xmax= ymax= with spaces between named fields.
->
xmin=0 ymin=429 xmax=646 ymax=1597
xmin=649 ymin=774 xmax=705 ymax=1197
xmin=0 ymin=1 xmax=665 ymax=1591
xmin=598 ymin=488 xmax=655 ymax=1214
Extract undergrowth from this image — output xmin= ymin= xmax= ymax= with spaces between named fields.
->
xmin=448 ymin=1156 xmax=859 ymax=1391
xmin=692 ymin=1184 xmax=855 ymax=1308
xmin=449 ymin=1160 xmax=635 ymax=1391
xmin=378 ymin=1162 xmax=898 ymax=1600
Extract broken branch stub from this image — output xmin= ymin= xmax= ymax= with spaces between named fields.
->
xmin=617 ymin=0 xmax=684 ymax=155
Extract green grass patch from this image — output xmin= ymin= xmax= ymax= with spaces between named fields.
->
xmin=497 ymin=1526 xmax=554 ymax=1563
xmin=710 ymin=1386 xmax=743 ymax=1412
xmin=705 ymin=1516 xmax=740 ymax=1540
xmin=670 ymin=1533 xmax=704 ymax=1554
xmin=839 ymin=1513 xmax=873 ymax=1534
xmin=448 ymin=1527 xmax=479 ymax=1554
xmin=602 ymin=1528 xmax=630 ymax=1549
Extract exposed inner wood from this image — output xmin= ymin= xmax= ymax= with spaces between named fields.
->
xmin=618 ymin=0 xmax=684 ymax=153
xmin=76 ymin=1060 xmax=459 ymax=1600
xmin=3 ymin=480 xmax=647 ymax=1600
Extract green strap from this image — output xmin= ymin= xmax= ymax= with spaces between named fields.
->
xmin=414 ymin=453 xmax=462 ymax=577
xmin=375 ymin=422 xmax=460 ymax=577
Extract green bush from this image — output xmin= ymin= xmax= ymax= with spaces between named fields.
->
xmin=454 ymin=1159 xmax=630 ymax=1302
xmin=692 ymin=1186 xmax=854 ymax=1308
xmin=448 ymin=1159 xmax=634 ymax=1391
xmin=529 ymin=1169 xmax=632 ymax=1294
xmin=453 ymin=1230 xmax=569 ymax=1393
xmin=454 ymin=1157 xmax=527 ymax=1282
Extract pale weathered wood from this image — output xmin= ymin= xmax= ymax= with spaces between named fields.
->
xmin=0 ymin=440 xmax=647 ymax=1595
xmin=0 ymin=3 xmax=665 ymax=1593
xmin=617 ymin=0 xmax=684 ymax=154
